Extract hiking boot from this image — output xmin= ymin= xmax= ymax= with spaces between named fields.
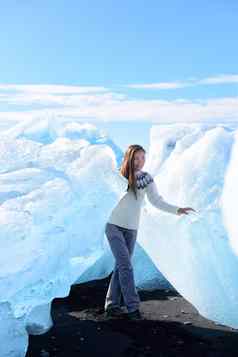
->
xmin=104 ymin=305 xmax=124 ymax=318
xmin=126 ymin=309 xmax=142 ymax=320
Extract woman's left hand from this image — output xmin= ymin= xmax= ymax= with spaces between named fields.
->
xmin=177 ymin=207 xmax=196 ymax=215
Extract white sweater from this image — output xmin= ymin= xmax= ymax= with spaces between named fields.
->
xmin=107 ymin=171 xmax=180 ymax=230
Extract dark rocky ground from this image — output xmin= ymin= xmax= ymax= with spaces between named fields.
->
xmin=26 ymin=274 xmax=238 ymax=357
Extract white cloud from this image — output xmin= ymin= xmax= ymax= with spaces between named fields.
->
xmin=0 ymin=82 xmax=237 ymax=126
xmin=126 ymin=82 xmax=187 ymax=89
xmin=0 ymin=88 xmax=237 ymax=124
xmin=0 ymin=84 xmax=126 ymax=107
xmin=197 ymin=74 xmax=238 ymax=85
xmin=125 ymin=74 xmax=238 ymax=90
xmin=0 ymin=84 xmax=108 ymax=94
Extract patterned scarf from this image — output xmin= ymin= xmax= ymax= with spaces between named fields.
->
xmin=135 ymin=170 xmax=154 ymax=189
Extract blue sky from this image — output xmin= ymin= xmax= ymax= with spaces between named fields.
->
xmin=0 ymin=0 xmax=237 ymax=124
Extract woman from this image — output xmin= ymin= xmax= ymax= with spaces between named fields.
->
xmin=104 ymin=144 xmax=196 ymax=320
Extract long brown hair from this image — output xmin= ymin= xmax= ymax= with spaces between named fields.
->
xmin=119 ymin=144 xmax=146 ymax=199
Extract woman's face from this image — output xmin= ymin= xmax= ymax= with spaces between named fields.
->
xmin=133 ymin=150 xmax=145 ymax=171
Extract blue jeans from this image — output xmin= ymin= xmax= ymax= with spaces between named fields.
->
xmin=104 ymin=222 xmax=141 ymax=313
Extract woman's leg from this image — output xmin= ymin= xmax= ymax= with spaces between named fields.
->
xmin=104 ymin=224 xmax=124 ymax=309
xmin=105 ymin=228 xmax=138 ymax=309
xmin=104 ymin=223 xmax=140 ymax=313
xmin=123 ymin=228 xmax=141 ymax=308
xmin=105 ymin=261 xmax=122 ymax=309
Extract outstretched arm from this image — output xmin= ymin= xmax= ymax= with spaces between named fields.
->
xmin=145 ymin=176 xmax=180 ymax=215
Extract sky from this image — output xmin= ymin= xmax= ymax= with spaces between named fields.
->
xmin=0 ymin=0 xmax=238 ymax=126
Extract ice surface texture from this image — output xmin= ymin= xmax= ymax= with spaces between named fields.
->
xmin=1 ymin=118 xmax=238 ymax=357
xmin=141 ymin=123 xmax=238 ymax=329
xmin=0 ymin=117 xmax=125 ymax=357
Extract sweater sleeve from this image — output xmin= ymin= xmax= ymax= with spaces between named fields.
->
xmin=145 ymin=175 xmax=180 ymax=215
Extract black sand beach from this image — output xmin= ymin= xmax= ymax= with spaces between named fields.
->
xmin=26 ymin=274 xmax=238 ymax=357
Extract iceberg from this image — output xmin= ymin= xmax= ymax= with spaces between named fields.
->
xmin=1 ymin=118 xmax=238 ymax=357
xmin=140 ymin=123 xmax=238 ymax=328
